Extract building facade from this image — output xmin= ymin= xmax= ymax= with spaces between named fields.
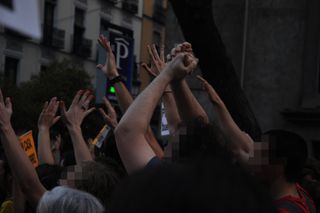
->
xmin=0 ymin=0 xmax=143 ymax=91
xmin=165 ymin=0 xmax=320 ymax=158
xmin=140 ymin=0 xmax=167 ymax=90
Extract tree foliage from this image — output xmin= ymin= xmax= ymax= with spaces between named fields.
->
xmin=1 ymin=60 xmax=93 ymax=133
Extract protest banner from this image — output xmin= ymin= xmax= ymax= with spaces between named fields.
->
xmin=19 ymin=130 xmax=39 ymax=168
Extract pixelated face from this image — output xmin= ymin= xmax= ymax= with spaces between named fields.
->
xmin=248 ymin=136 xmax=285 ymax=183
xmin=59 ymin=165 xmax=87 ymax=188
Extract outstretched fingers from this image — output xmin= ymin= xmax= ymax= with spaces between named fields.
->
xmin=160 ymin=45 xmax=165 ymax=62
xmin=151 ymin=44 xmax=161 ymax=62
xmin=85 ymin=107 xmax=95 ymax=117
xmin=147 ymin=45 xmax=157 ymax=64
xmin=41 ymin=101 xmax=49 ymax=113
xmin=47 ymin=97 xmax=57 ymax=113
xmin=141 ymin=63 xmax=157 ymax=77
xmin=5 ymin=97 xmax=12 ymax=111
xmin=196 ymin=75 xmax=210 ymax=90
xmin=99 ymin=97 xmax=117 ymax=128
xmin=71 ymin=90 xmax=83 ymax=107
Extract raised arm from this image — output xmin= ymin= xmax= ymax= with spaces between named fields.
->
xmin=97 ymin=35 xmax=133 ymax=112
xmin=37 ymin=97 xmax=60 ymax=165
xmin=114 ymin=53 xmax=198 ymax=173
xmin=99 ymin=96 xmax=118 ymax=130
xmin=196 ymin=75 xmax=254 ymax=162
xmin=142 ymin=44 xmax=182 ymax=134
xmin=60 ymin=90 xmax=95 ymax=163
xmin=13 ymin=179 xmax=26 ymax=213
xmin=97 ymin=35 xmax=164 ymax=158
xmin=0 ymin=90 xmax=46 ymax=207
xmin=168 ymin=43 xmax=209 ymax=125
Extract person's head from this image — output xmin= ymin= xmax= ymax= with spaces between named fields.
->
xmin=300 ymin=159 xmax=320 ymax=209
xmin=111 ymin=158 xmax=277 ymax=213
xmin=94 ymin=130 xmax=124 ymax=169
xmin=178 ymin=118 xmax=231 ymax=161
xmin=249 ymin=129 xmax=308 ymax=183
xmin=36 ymin=164 xmax=62 ymax=190
xmin=37 ymin=186 xmax=104 ymax=213
xmin=59 ymin=161 xmax=120 ymax=209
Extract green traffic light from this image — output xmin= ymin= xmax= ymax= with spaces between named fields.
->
xmin=109 ymin=86 xmax=116 ymax=94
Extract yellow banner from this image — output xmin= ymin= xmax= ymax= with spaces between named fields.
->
xmin=19 ymin=130 xmax=39 ymax=168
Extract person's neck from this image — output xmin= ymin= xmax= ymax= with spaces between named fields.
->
xmin=271 ymin=176 xmax=299 ymax=199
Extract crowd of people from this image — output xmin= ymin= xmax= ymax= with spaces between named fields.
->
xmin=0 ymin=34 xmax=319 ymax=213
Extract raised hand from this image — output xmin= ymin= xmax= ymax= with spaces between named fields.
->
xmin=196 ymin=75 xmax=224 ymax=107
xmin=165 ymin=53 xmax=198 ymax=81
xmin=167 ymin=42 xmax=193 ymax=61
xmin=99 ymin=97 xmax=118 ymax=129
xmin=38 ymin=97 xmax=60 ymax=131
xmin=60 ymin=90 xmax=95 ymax=128
xmin=142 ymin=44 xmax=166 ymax=77
xmin=0 ymin=89 xmax=12 ymax=129
xmin=96 ymin=35 xmax=119 ymax=79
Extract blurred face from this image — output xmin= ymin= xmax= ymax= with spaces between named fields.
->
xmin=248 ymin=139 xmax=285 ymax=184
xmin=59 ymin=165 xmax=86 ymax=188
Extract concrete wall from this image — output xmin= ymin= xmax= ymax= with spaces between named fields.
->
xmin=243 ymin=0 xmax=306 ymax=131
xmin=165 ymin=0 xmax=320 ymax=153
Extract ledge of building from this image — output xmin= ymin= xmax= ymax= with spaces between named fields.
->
xmin=281 ymin=107 xmax=320 ymax=124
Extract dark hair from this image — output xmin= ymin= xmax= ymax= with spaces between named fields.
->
xmin=36 ymin=164 xmax=62 ymax=190
xmin=179 ymin=118 xmax=231 ymax=161
xmin=264 ymin=129 xmax=308 ymax=182
xmin=95 ymin=156 xmax=127 ymax=179
xmin=94 ymin=130 xmax=125 ymax=169
xmin=111 ymin=158 xmax=277 ymax=213
xmin=74 ymin=161 xmax=120 ymax=210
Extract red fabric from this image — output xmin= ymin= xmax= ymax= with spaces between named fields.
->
xmin=275 ymin=184 xmax=316 ymax=213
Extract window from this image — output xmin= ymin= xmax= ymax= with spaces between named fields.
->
xmin=4 ymin=27 xmax=28 ymax=40
xmin=153 ymin=31 xmax=161 ymax=46
xmin=0 ymin=0 xmax=13 ymax=10
xmin=41 ymin=65 xmax=48 ymax=73
xmin=74 ymin=8 xmax=85 ymax=27
xmin=100 ymin=19 xmax=109 ymax=34
xmin=153 ymin=0 xmax=165 ymax=24
xmin=100 ymin=21 xmax=133 ymax=37
xmin=122 ymin=0 xmax=138 ymax=14
xmin=43 ymin=0 xmax=56 ymax=45
xmin=4 ymin=56 xmax=19 ymax=85
xmin=73 ymin=8 xmax=85 ymax=54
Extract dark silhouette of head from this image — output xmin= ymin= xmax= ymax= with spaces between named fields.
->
xmin=111 ymin=158 xmax=277 ymax=213
xmin=263 ymin=129 xmax=308 ymax=183
xmin=60 ymin=161 xmax=121 ymax=210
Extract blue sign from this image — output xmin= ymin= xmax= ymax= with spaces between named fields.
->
xmin=96 ymin=31 xmax=135 ymax=103
xmin=109 ymin=32 xmax=134 ymax=90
